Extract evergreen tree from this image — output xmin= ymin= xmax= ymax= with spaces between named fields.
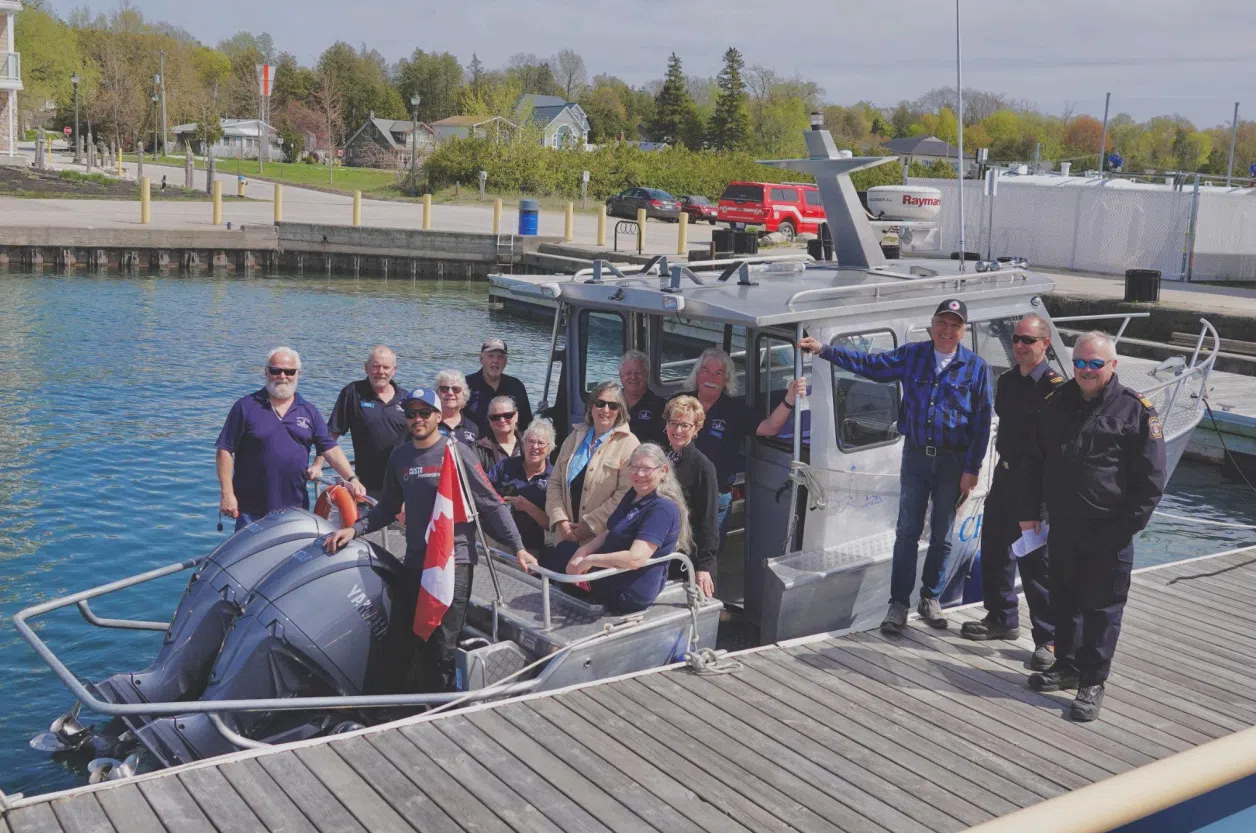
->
xmin=648 ymin=53 xmax=696 ymax=147
xmin=707 ymin=47 xmax=751 ymax=151
xmin=468 ymin=53 xmax=485 ymax=93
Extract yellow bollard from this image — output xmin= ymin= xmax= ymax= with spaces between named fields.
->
xmin=117 ymin=153 xmax=123 ymax=178
xmin=212 ymin=181 xmax=222 ymax=225
xmin=422 ymin=193 xmax=432 ymax=230
xmin=273 ymin=184 xmax=283 ymax=224
xmin=636 ymin=207 xmax=647 ymax=254
xmin=564 ymin=202 xmax=574 ymax=242
xmin=352 ymin=191 xmax=362 ymax=227
xmin=492 ymin=198 xmax=502 ymax=235
xmin=677 ymin=211 xmax=689 ymax=255
xmin=139 ymin=177 xmax=151 ymax=225
xmin=596 ymin=204 xmax=607 ymax=247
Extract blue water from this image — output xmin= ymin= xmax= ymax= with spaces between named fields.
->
xmin=0 ymin=272 xmax=1251 ymax=798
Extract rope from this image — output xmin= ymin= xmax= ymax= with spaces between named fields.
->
xmin=1204 ymin=399 xmax=1256 ymax=497
xmin=685 ymin=648 xmax=744 ymax=676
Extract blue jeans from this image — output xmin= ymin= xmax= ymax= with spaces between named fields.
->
xmin=890 ymin=444 xmax=965 ymax=606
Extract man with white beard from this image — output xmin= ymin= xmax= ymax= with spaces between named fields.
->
xmin=216 ymin=347 xmax=365 ymax=531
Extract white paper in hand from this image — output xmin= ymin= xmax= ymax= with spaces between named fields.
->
xmin=1011 ymin=523 xmax=1049 ymax=559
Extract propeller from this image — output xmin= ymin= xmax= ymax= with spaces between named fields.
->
xmin=30 ymin=702 xmax=89 ymax=753
xmin=86 ymin=752 xmax=141 ymax=783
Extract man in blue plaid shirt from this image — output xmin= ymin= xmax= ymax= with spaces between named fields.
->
xmin=802 ymin=299 xmax=993 ymax=636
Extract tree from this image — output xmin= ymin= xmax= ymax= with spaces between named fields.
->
xmin=889 ymin=102 xmax=917 ymax=138
xmin=396 ymin=49 xmax=464 ymax=122
xmin=216 ymin=31 xmax=275 ymax=63
xmin=706 ymin=47 xmax=750 ymax=152
xmin=580 ymin=81 xmax=630 ymax=143
xmin=648 ymin=53 xmax=696 ymax=147
xmin=317 ymin=41 xmax=405 ymax=134
xmin=506 ymin=53 xmax=562 ymax=96
xmin=15 ymin=7 xmax=82 ymax=131
xmin=468 ymin=53 xmax=485 ymax=94
xmin=1064 ymin=115 xmax=1109 ymax=155
xmin=548 ymin=49 xmax=587 ymax=100
xmin=310 ymin=67 xmax=343 ymax=160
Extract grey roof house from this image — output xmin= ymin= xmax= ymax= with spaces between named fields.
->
xmin=344 ymin=115 xmax=437 ymax=168
xmin=430 ymin=115 xmax=516 ymax=143
xmin=171 ymin=119 xmax=284 ymax=160
xmin=516 ymin=94 xmax=590 ymax=149
xmin=882 ymin=135 xmax=976 ymax=175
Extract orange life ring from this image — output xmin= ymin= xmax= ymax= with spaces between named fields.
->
xmin=313 ymin=484 xmax=359 ymax=529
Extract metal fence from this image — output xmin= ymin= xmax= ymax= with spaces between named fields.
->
xmin=910 ymin=175 xmax=1256 ymax=282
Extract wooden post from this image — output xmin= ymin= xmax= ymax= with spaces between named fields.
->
xmin=274 ymin=184 xmax=283 ymax=224
xmin=492 ymin=198 xmax=502 ymax=235
xmin=139 ymin=177 xmax=151 ymax=225
xmin=212 ymin=180 xmax=222 ymax=225
xmin=677 ymin=211 xmax=688 ymax=255
xmin=564 ymin=202 xmax=574 ymax=242
xmin=636 ymin=208 xmax=647 ymax=254
xmin=596 ymin=204 xmax=607 ymax=247
xmin=422 ymin=193 xmax=432 ymax=230
xmin=352 ymin=190 xmax=362 ymax=227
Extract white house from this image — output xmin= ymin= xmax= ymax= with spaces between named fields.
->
xmin=515 ymin=94 xmax=589 ymax=149
xmin=171 ymin=118 xmax=284 ymax=160
xmin=0 ymin=0 xmax=23 ymax=158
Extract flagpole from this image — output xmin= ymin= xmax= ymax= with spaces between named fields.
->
xmin=447 ymin=439 xmax=505 ymax=624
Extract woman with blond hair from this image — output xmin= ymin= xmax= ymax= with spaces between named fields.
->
xmin=662 ymin=395 xmax=720 ymax=597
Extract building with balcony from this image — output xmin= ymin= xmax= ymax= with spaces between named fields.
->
xmin=0 ymin=0 xmax=22 ymax=158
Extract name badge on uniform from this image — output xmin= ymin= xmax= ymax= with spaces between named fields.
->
xmin=362 ymin=402 xmax=376 ymax=409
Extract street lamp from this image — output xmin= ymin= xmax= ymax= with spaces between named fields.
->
xmin=71 ymin=72 xmax=80 ymax=164
xmin=410 ymin=94 xmax=421 ymax=193
xmin=151 ymin=93 xmax=159 ymax=160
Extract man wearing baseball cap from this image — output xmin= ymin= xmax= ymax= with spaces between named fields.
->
xmin=466 ymin=337 xmax=533 ymax=436
xmin=801 ymin=298 xmax=993 ymax=636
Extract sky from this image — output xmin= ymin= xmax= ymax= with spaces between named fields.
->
xmin=49 ymin=0 xmax=1256 ymax=127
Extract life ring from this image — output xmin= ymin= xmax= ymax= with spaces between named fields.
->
xmin=313 ymin=484 xmax=359 ymax=529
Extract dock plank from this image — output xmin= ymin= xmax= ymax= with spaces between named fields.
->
xmin=178 ymin=766 xmax=267 ymax=833
xmin=5 ymin=805 xmax=63 ymax=833
xmin=218 ymin=758 xmax=320 ymax=833
xmin=293 ymin=745 xmax=416 ymax=833
xmin=329 ymin=737 xmax=464 ymax=833
xmin=93 ymin=785 xmax=167 ymax=833
xmin=136 ymin=777 xmax=216 ymax=833
xmin=48 ymin=797 xmax=112 ymax=833
xmin=255 ymin=752 xmax=366 ymax=833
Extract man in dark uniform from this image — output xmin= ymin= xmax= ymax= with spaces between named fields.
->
xmin=620 ymin=350 xmax=665 ymax=444
xmin=465 ymin=338 xmax=533 ymax=436
xmin=962 ymin=315 xmax=1060 ymax=672
xmin=325 ymin=345 xmax=409 ymax=498
xmin=1021 ymin=330 xmax=1166 ymax=722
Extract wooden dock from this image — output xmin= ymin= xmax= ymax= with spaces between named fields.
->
xmin=6 ymin=547 xmax=1256 ymax=833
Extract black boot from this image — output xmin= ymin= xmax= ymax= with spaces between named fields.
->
xmin=1070 ymin=684 xmax=1105 ymax=722
xmin=960 ymin=617 xmax=1020 ymax=641
xmin=1028 ymin=662 xmax=1080 ymax=692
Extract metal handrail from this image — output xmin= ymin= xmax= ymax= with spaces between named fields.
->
xmin=1051 ymin=312 xmax=1151 ymax=345
xmin=574 ymin=252 xmax=811 ymax=282
xmin=785 ymin=268 xmax=1031 ymax=309
xmin=76 ymin=600 xmax=169 ymax=632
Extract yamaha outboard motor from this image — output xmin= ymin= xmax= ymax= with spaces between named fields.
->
xmin=90 ymin=509 xmax=337 ymax=717
xmin=134 ymin=537 xmax=403 ymax=766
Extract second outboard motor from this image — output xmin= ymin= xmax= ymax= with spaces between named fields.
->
xmin=90 ymin=509 xmax=337 ymax=714
xmin=134 ymin=537 xmax=403 ymax=766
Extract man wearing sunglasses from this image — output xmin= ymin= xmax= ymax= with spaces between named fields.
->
xmin=323 ymin=387 xmax=528 ymax=694
xmin=962 ymin=315 xmax=1061 ymax=674
xmin=1020 ymin=330 xmax=1166 ymax=722
xmin=216 ymin=347 xmax=365 ymax=531
xmin=465 ymin=338 xmax=533 ymax=436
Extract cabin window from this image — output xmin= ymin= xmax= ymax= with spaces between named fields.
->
xmin=579 ymin=310 xmax=626 ymax=393
xmin=756 ymin=333 xmax=812 ymax=446
xmin=969 ymin=317 xmax=1018 ymax=378
xmin=830 ymin=330 xmax=901 ymax=450
xmin=656 ymin=324 xmax=747 ymax=395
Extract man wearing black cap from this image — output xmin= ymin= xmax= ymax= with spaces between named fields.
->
xmin=466 ymin=338 xmax=533 ymax=436
xmin=802 ymin=299 xmax=993 ymax=636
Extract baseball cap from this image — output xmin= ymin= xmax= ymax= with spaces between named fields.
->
xmin=934 ymin=299 xmax=968 ymax=323
xmin=481 ymin=338 xmax=508 ymax=354
xmin=403 ymin=387 xmax=440 ymax=411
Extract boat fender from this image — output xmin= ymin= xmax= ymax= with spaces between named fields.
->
xmin=313 ymin=484 xmax=359 ymax=529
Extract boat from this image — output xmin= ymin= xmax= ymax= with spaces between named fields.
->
xmin=14 ymin=122 xmax=1219 ymax=778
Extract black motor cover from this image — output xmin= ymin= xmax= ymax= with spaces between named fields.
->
xmin=135 ymin=537 xmax=403 ymax=766
xmin=90 ymin=509 xmax=337 ymax=712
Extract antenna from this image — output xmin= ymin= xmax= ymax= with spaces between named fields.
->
xmin=955 ymin=0 xmax=966 ymax=273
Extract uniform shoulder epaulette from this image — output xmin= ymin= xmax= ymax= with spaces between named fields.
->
xmin=1138 ymin=395 xmax=1154 ymax=409
xmin=1049 ymin=375 xmax=1065 ymax=385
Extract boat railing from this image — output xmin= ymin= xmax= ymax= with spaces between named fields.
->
xmin=575 ymin=252 xmax=813 ymax=285
xmin=784 ymin=266 xmax=1034 ymax=310
xmin=1051 ymin=311 xmax=1151 ymax=346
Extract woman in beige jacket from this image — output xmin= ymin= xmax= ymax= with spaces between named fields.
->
xmin=541 ymin=381 xmax=640 ymax=572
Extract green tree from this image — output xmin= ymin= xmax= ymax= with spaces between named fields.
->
xmin=396 ymin=49 xmax=464 ymax=122
xmin=15 ymin=7 xmax=82 ymax=131
xmin=889 ymin=102 xmax=917 ymax=138
xmin=317 ymin=41 xmax=405 ymax=135
xmin=648 ymin=53 xmax=696 ymax=147
xmin=706 ymin=47 xmax=750 ymax=151
xmin=468 ymin=54 xmax=485 ymax=94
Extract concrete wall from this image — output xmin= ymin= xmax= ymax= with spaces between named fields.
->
xmin=273 ymin=222 xmax=559 ymax=261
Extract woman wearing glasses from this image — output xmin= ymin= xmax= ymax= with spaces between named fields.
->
xmin=489 ymin=418 xmax=555 ymax=566
xmin=559 ymin=443 xmax=691 ymax=613
xmin=661 ymin=396 xmax=720 ymax=597
xmin=434 ymin=370 xmax=479 ymax=448
xmin=543 ymin=381 xmax=640 ymax=571
xmin=476 ymin=395 xmax=522 ymax=470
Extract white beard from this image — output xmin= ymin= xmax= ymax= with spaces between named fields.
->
xmin=266 ymin=378 xmax=297 ymax=399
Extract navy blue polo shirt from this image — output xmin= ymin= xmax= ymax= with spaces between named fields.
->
xmin=465 ymin=369 xmax=533 ymax=435
xmin=216 ymin=389 xmax=337 ymax=517
xmin=439 ymin=415 xmax=479 ymax=449
xmin=327 ymin=379 xmax=409 ymax=493
xmin=592 ymin=490 xmax=681 ymax=613
xmin=487 ymin=456 xmax=552 ymax=552
xmin=678 ymin=391 xmax=756 ymax=491
xmin=627 ymin=390 xmax=666 ymax=445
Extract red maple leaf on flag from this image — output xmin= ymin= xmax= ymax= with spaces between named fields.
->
xmin=414 ymin=443 xmax=469 ymax=640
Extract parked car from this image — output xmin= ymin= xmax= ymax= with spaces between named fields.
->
xmin=716 ymin=181 xmax=825 ymax=241
xmin=679 ymin=195 xmax=719 ymax=224
xmin=606 ymin=188 xmax=681 ymax=222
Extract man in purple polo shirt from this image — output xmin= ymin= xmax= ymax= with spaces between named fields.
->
xmin=216 ymin=347 xmax=365 ymax=530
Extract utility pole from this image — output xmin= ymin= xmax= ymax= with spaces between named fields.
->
xmin=1097 ymin=92 xmax=1111 ymax=176
xmin=71 ymin=72 xmax=80 ymax=164
xmin=1226 ymin=101 xmax=1240 ymax=187
xmin=151 ymin=93 xmax=159 ymax=160
xmin=159 ymin=51 xmax=169 ymax=158
xmin=955 ymin=0 xmax=966 ymax=271
xmin=410 ymin=94 xmax=420 ymax=194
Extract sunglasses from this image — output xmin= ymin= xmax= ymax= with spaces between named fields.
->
xmin=438 ymin=385 xmax=463 ymax=394
xmin=404 ymin=408 xmax=438 ymax=420
xmin=489 ymin=412 xmax=517 ymax=422
xmin=266 ymin=366 xmax=298 ymax=377
xmin=1011 ymin=335 xmax=1045 ymax=345
xmin=592 ymin=399 xmax=621 ymax=412
xmin=1073 ymin=358 xmax=1109 ymax=370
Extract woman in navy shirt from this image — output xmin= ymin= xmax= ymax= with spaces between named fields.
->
xmin=488 ymin=418 xmax=555 ymax=561
xmin=435 ymin=369 xmax=479 ymax=448
xmin=563 ymin=443 xmax=692 ymax=613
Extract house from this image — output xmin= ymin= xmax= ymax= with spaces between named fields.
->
xmin=344 ymin=115 xmax=437 ymax=168
xmin=0 ymin=1 xmax=23 ymax=159
xmin=516 ymin=94 xmax=589 ymax=149
xmin=171 ymin=119 xmax=284 ymax=160
xmin=430 ymin=115 xmax=515 ymax=143
xmin=881 ymin=135 xmax=976 ymax=175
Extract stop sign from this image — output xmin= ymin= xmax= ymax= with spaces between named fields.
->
xmin=63 ymin=127 xmax=71 ymax=135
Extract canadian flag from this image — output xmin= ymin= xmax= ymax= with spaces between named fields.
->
xmin=414 ymin=443 xmax=469 ymax=639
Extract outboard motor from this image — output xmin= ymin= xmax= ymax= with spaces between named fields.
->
xmin=134 ymin=537 xmax=403 ymax=766
xmin=90 ymin=509 xmax=337 ymax=715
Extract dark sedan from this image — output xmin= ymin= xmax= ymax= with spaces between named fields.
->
xmin=679 ymin=195 xmax=719 ymax=224
xmin=605 ymin=188 xmax=681 ymax=222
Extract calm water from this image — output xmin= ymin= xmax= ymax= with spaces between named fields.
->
xmin=0 ymin=272 xmax=1251 ymax=797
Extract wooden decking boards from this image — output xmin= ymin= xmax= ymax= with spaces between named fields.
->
xmin=7 ymin=547 xmax=1255 ymax=833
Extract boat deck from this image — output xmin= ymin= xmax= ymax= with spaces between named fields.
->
xmin=6 ymin=547 xmax=1256 ymax=833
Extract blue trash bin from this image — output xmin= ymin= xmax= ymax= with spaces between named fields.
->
xmin=518 ymin=199 xmax=539 ymax=236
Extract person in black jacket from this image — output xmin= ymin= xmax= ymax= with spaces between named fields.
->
xmin=662 ymin=395 xmax=720 ymax=597
xmin=1020 ymin=331 xmax=1166 ymax=722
